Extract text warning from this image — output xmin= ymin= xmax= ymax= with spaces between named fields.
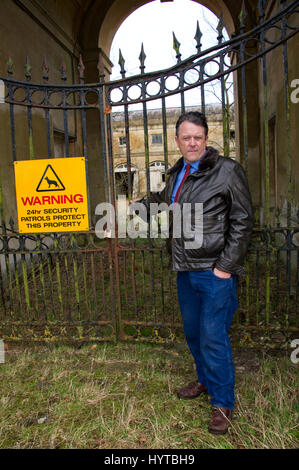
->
xmin=14 ymin=157 xmax=89 ymax=233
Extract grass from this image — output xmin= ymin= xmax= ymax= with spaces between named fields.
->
xmin=0 ymin=342 xmax=298 ymax=449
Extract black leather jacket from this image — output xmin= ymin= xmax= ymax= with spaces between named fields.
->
xmin=139 ymin=146 xmax=254 ymax=275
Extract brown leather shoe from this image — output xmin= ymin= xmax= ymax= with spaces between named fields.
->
xmin=208 ymin=407 xmax=233 ymax=435
xmin=177 ymin=381 xmax=208 ymax=399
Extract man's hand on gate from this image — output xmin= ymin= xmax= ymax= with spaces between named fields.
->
xmin=213 ymin=268 xmax=231 ymax=279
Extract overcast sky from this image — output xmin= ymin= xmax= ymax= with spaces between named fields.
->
xmin=108 ymin=0 xmax=230 ymax=109
xmin=110 ymin=0 xmax=227 ymax=79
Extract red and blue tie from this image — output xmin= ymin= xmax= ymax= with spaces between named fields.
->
xmin=174 ymin=164 xmax=191 ymax=204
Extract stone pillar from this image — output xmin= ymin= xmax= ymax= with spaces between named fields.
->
xmin=235 ymin=48 xmax=261 ymax=211
xmin=82 ymin=48 xmax=113 ymax=226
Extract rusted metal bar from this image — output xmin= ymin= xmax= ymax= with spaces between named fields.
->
xmin=217 ymin=15 xmax=229 ymax=158
xmin=63 ymin=252 xmax=72 ymax=321
xmin=81 ymin=253 xmax=89 ymax=320
xmin=78 ymin=58 xmax=91 ymax=229
xmin=200 ymin=62 xmax=205 ymax=116
xmin=173 ymin=32 xmax=185 ymax=113
xmin=29 ymin=252 xmax=39 ymax=315
xmin=281 ymin=0 xmax=292 ymax=227
xmin=12 ymin=252 xmax=23 ymax=319
xmin=259 ymin=1 xmax=271 ymax=326
xmin=122 ymin=251 xmax=129 ymax=312
xmin=52 ymin=238 xmax=64 ymax=320
xmin=150 ymin=251 xmax=156 ymax=322
xmin=38 ymin=251 xmax=47 ymax=320
xmin=106 ymin=99 xmax=116 ymax=211
xmin=43 ymin=57 xmax=53 ymax=157
xmin=70 ymin=234 xmax=80 ymax=319
xmin=99 ymin=252 xmax=107 ymax=320
xmin=161 ymin=93 xmax=169 ymax=171
xmin=0 ymin=260 xmax=6 ymax=317
xmin=142 ymin=86 xmax=150 ymax=198
xmin=124 ymin=101 xmax=133 ymax=198
xmin=296 ymin=248 xmax=299 ymax=309
xmin=239 ymin=2 xmax=249 ymax=174
xmin=1 ymin=226 xmax=15 ymax=316
xmin=62 ymin=90 xmax=69 ymax=157
xmin=255 ymin=250 xmax=260 ymax=326
xmin=141 ymin=250 xmax=146 ymax=322
xmin=46 ymin=253 xmax=56 ymax=320
xmin=60 ymin=59 xmax=69 ymax=157
xmin=159 ymin=250 xmax=165 ymax=319
xmin=245 ymin=259 xmax=250 ymax=325
xmin=98 ymin=86 xmax=110 ymax=204
xmin=90 ymin=252 xmax=98 ymax=320
xmin=24 ymin=57 xmax=34 ymax=159
xmin=131 ymin=251 xmax=138 ymax=319
xmin=107 ymin=239 xmax=119 ymax=341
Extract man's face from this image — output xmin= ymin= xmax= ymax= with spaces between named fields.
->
xmin=175 ymin=121 xmax=208 ymax=164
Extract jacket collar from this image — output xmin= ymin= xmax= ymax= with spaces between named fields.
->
xmin=167 ymin=146 xmax=220 ymax=176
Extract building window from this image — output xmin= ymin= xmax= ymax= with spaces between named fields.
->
xmin=151 ymin=134 xmax=162 ymax=145
xmin=119 ymin=136 xmax=126 ymax=146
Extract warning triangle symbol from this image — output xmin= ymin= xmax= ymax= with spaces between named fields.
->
xmin=36 ymin=165 xmax=65 ymax=192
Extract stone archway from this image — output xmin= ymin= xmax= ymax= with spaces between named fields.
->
xmin=77 ymin=0 xmax=261 ymax=210
xmin=97 ymin=0 xmax=237 ymax=62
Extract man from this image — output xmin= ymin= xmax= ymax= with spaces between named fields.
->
xmin=136 ymin=111 xmax=253 ymax=435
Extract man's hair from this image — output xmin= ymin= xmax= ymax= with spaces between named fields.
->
xmin=175 ymin=111 xmax=208 ymax=138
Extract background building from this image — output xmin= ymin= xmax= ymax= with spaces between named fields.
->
xmin=112 ymin=104 xmax=235 ymax=198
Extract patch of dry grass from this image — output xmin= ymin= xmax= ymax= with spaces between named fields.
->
xmin=0 ymin=342 xmax=298 ymax=449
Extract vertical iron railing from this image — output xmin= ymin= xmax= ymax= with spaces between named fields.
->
xmin=0 ymin=0 xmax=297 ymax=345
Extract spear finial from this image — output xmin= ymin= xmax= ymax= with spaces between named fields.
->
xmin=118 ymin=49 xmax=126 ymax=78
xmin=194 ymin=21 xmax=203 ymax=53
xmin=172 ymin=32 xmax=181 ymax=63
xmin=239 ymin=1 xmax=247 ymax=32
xmin=78 ymin=54 xmax=85 ymax=82
xmin=6 ymin=55 xmax=14 ymax=77
xmin=217 ymin=13 xmax=224 ymax=44
xmin=258 ymin=0 xmax=265 ymax=21
xmin=24 ymin=56 xmax=32 ymax=81
xmin=60 ymin=58 xmax=67 ymax=81
xmin=9 ymin=217 xmax=14 ymax=231
xmin=42 ymin=56 xmax=49 ymax=81
xmin=139 ymin=43 xmax=146 ymax=74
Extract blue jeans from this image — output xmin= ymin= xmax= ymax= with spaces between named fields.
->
xmin=177 ymin=270 xmax=238 ymax=410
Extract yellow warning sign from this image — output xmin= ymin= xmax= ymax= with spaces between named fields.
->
xmin=14 ymin=157 xmax=89 ymax=233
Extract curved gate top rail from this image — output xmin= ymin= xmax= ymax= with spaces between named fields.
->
xmin=106 ymin=0 xmax=299 ymax=106
xmin=0 ymin=0 xmax=298 ymax=109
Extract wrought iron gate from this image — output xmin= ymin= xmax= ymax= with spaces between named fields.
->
xmin=0 ymin=0 xmax=298 ymax=347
